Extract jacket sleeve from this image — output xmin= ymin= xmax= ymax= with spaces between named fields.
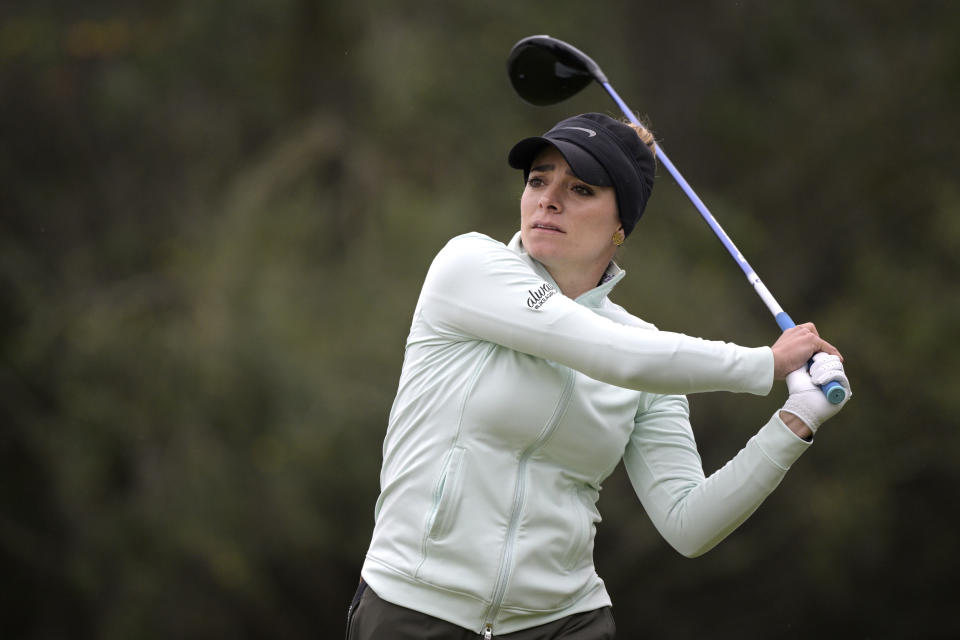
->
xmin=416 ymin=233 xmax=773 ymax=396
xmin=623 ymin=395 xmax=810 ymax=557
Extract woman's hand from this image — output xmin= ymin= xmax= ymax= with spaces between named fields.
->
xmin=770 ymin=322 xmax=842 ymax=379
xmin=780 ymin=353 xmax=852 ymax=438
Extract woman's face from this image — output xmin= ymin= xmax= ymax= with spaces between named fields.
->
xmin=520 ymin=146 xmax=622 ymax=276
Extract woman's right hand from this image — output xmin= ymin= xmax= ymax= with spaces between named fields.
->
xmin=770 ymin=322 xmax=842 ymax=379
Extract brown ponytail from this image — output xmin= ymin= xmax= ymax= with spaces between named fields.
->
xmin=625 ymin=120 xmax=657 ymax=159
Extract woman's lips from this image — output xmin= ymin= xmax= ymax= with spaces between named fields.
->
xmin=532 ymin=223 xmax=565 ymax=233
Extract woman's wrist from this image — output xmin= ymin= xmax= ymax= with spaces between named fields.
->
xmin=779 ymin=411 xmax=814 ymax=441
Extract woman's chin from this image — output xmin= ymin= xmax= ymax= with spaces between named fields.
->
xmin=524 ymin=239 xmax=565 ymax=264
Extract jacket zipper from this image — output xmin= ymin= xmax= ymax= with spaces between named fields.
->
xmin=481 ymin=368 xmax=576 ymax=635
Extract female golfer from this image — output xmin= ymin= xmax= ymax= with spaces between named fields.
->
xmin=347 ymin=113 xmax=851 ymax=639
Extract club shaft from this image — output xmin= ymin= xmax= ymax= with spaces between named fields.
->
xmin=601 ymin=81 xmax=846 ymax=404
xmin=603 ymin=83 xmax=783 ymax=314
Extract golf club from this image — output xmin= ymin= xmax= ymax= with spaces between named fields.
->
xmin=507 ymin=35 xmax=846 ymax=404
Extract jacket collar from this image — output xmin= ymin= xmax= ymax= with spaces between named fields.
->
xmin=507 ymin=231 xmax=626 ymax=308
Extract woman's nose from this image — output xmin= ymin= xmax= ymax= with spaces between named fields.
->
xmin=539 ymin=185 xmax=562 ymax=211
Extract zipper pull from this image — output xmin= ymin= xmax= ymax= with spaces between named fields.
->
xmin=483 ymin=624 xmax=493 ymax=639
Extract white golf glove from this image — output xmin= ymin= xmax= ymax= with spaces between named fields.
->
xmin=781 ymin=353 xmax=852 ymax=434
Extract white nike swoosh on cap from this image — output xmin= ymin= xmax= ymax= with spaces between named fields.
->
xmin=557 ymin=126 xmax=596 ymax=137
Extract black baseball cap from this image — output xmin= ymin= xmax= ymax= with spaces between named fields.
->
xmin=508 ymin=112 xmax=656 ymax=237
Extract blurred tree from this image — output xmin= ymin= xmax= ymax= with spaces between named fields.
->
xmin=1 ymin=1 xmax=958 ymax=638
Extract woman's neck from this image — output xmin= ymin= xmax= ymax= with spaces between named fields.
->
xmin=547 ymin=262 xmax=610 ymax=299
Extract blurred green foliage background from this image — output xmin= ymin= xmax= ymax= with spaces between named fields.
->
xmin=2 ymin=1 xmax=958 ymax=638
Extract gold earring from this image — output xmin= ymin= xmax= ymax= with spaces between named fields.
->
xmin=613 ymin=230 xmax=625 ymax=246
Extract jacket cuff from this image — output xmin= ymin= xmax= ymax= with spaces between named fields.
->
xmin=754 ymin=346 xmax=775 ymax=395
xmin=754 ymin=411 xmax=812 ymax=471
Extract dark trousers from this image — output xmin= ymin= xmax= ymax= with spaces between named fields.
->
xmin=346 ymin=580 xmax=616 ymax=639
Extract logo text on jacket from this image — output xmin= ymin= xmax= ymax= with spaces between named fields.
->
xmin=526 ymin=283 xmax=557 ymax=309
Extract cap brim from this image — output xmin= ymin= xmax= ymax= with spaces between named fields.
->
xmin=508 ymin=137 xmax=612 ymax=187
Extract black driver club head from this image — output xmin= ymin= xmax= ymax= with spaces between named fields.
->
xmin=507 ymin=35 xmax=608 ymax=106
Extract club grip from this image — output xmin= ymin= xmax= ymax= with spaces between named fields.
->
xmin=822 ymin=380 xmax=847 ymax=404
xmin=775 ymin=313 xmax=846 ymax=405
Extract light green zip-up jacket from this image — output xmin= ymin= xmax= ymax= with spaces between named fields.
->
xmin=362 ymin=232 xmax=810 ymax=636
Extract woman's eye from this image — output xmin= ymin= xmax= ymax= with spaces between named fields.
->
xmin=527 ymin=176 xmax=545 ymax=187
xmin=572 ymin=184 xmax=594 ymax=196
